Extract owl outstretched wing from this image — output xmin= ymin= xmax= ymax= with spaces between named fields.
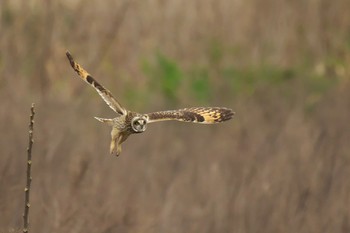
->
xmin=146 ymin=107 xmax=234 ymax=124
xmin=66 ymin=51 xmax=127 ymax=115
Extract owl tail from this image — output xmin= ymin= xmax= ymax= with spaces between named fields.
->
xmin=94 ymin=117 xmax=114 ymax=126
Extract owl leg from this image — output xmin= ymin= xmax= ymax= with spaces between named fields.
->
xmin=110 ymin=128 xmax=122 ymax=156
xmin=110 ymin=128 xmax=131 ymax=156
xmin=110 ymin=140 xmax=122 ymax=156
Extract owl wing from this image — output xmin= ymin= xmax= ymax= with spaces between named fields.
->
xmin=146 ymin=107 xmax=234 ymax=124
xmin=66 ymin=51 xmax=127 ymax=115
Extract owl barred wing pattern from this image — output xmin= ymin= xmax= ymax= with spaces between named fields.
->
xmin=146 ymin=107 xmax=234 ymax=124
xmin=66 ymin=51 xmax=127 ymax=115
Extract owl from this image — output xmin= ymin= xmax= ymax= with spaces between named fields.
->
xmin=66 ymin=51 xmax=234 ymax=156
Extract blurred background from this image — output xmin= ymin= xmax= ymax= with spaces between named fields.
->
xmin=1 ymin=0 xmax=350 ymax=232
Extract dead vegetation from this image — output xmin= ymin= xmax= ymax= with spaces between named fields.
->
xmin=1 ymin=0 xmax=350 ymax=232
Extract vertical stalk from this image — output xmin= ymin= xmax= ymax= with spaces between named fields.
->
xmin=23 ymin=103 xmax=35 ymax=233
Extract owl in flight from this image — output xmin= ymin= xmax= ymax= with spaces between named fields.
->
xmin=66 ymin=51 xmax=234 ymax=156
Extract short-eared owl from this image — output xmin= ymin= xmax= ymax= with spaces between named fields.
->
xmin=66 ymin=51 xmax=234 ymax=156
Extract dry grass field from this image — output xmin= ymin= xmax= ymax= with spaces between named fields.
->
xmin=1 ymin=0 xmax=350 ymax=232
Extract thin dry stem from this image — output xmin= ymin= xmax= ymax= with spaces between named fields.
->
xmin=23 ymin=103 xmax=35 ymax=233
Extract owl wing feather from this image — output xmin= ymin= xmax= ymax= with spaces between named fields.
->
xmin=66 ymin=51 xmax=127 ymax=115
xmin=146 ymin=107 xmax=234 ymax=124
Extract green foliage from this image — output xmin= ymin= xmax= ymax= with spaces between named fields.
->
xmin=208 ymin=40 xmax=224 ymax=65
xmin=142 ymin=52 xmax=182 ymax=104
xmin=123 ymin=84 xmax=148 ymax=110
xmin=189 ymin=68 xmax=211 ymax=103
xmin=2 ymin=8 xmax=14 ymax=26
xmin=306 ymin=74 xmax=335 ymax=95
xmin=302 ymin=70 xmax=337 ymax=112
xmin=140 ymin=48 xmax=340 ymax=108
xmin=222 ymin=65 xmax=295 ymax=96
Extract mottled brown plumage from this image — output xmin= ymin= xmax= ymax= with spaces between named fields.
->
xmin=146 ymin=107 xmax=234 ymax=123
xmin=66 ymin=51 xmax=235 ymax=156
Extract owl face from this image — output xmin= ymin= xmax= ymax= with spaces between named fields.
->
xmin=131 ymin=115 xmax=148 ymax=133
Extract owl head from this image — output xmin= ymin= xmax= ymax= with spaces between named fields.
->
xmin=131 ymin=115 xmax=148 ymax=133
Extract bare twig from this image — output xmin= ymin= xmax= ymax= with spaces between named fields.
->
xmin=23 ymin=103 xmax=35 ymax=233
